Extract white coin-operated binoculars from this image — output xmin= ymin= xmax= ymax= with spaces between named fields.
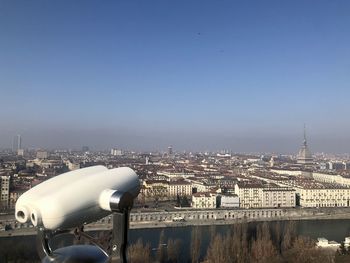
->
xmin=15 ymin=166 xmax=140 ymax=263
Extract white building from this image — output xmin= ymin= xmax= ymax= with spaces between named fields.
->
xmin=141 ymin=179 xmax=192 ymax=200
xmin=262 ymin=187 xmax=296 ymax=208
xmin=344 ymin=237 xmax=350 ymax=249
xmin=220 ymin=195 xmax=239 ymax=208
xmin=111 ymin=149 xmax=123 ymax=156
xmin=313 ymin=172 xmax=350 ymax=187
xmin=168 ymin=180 xmax=192 ymax=197
xmin=294 ymin=184 xmax=350 ymax=208
xmin=192 ymin=192 xmax=216 ymax=209
xmin=141 ymin=180 xmax=169 ymax=200
xmin=0 ymin=175 xmax=10 ymax=206
xmin=17 ymin=149 xmax=24 ymax=156
xmin=268 ymin=175 xmax=350 ymax=208
xmin=235 ymin=182 xmax=295 ymax=209
xmin=234 ymin=182 xmax=263 ymax=209
xmin=36 ymin=150 xmax=48 ymax=159
xmin=316 ymin=238 xmax=340 ymax=250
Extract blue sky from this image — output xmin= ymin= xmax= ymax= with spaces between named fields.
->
xmin=1 ymin=1 xmax=350 ymax=152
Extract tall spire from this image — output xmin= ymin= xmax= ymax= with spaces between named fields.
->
xmin=297 ymin=124 xmax=313 ymax=165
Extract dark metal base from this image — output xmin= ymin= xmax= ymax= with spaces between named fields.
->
xmin=42 ymin=245 xmax=108 ymax=263
xmin=37 ymin=211 xmax=131 ymax=263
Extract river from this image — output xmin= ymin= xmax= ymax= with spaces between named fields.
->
xmin=1 ymin=219 xmax=350 ymax=262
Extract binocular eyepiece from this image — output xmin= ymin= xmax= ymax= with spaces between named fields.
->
xmin=15 ymin=166 xmax=140 ymax=231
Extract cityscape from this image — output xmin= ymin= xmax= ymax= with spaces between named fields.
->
xmin=2 ymin=130 xmax=350 ymax=261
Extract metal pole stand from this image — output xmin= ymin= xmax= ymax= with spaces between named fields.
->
xmin=37 ymin=194 xmax=134 ymax=263
xmin=109 ymin=209 xmax=130 ymax=263
xmin=37 ymin=227 xmax=109 ymax=263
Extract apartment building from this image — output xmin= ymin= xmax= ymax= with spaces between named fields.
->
xmin=142 ymin=180 xmax=169 ymax=200
xmin=234 ymin=182 xmax=295 ymax=209
xmin=294 ymin=182 xmax=350 ymax=207
xmin=192 ymin=192 xmax=216 ymax=209
xmin=168 ymin=180 xmax=192 ymax=197
xmin=312 ymin=172 xmax=350 ymax=187
xmin=142 ymin=179 xmax=192 ymax=200
xmin=0 ymin=176 xmax=10 ymax=206
xmin=262 ymin=187 xmax=296 ymax=208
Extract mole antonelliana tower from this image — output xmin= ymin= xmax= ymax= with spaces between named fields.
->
xmin=297 ymin=125 xmax=313 ymax=165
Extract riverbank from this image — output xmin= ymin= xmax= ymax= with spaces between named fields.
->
xmin=129 ymin=208 xmax=350 ymax=229
xmin=1 ymin=207 xmax=350 ymax=237
xmin=2 ymin=219 xmax=350 ymax=263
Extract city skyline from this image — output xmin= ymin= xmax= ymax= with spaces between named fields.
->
xmin=1 ymin=1 xmax=350 ymax=152
xmin=0 ymin=127 xmax=348 ymax=156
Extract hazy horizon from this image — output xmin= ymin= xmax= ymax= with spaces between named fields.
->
xmin=1 ymin=1 xmax=350 ymax=153
xmin=2 ymin=126 xmax=350 ymax=154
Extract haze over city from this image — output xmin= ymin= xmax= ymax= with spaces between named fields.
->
xmin=1 ymin=1 xmax=350 ymax=152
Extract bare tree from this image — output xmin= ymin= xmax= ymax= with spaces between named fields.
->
xmin=283 ymin=236 xmax=334 ymax=263
xmin=201 ymin=221 xmax=328 ymax=263
xmin=167 ymin=238 xmax=181 ymax=263
xmin=128 ymin=238 xmax=151 ymax=263
xmin=250 ymin=222 xmax=278 ymax=263
xmin=240 ymin=222 xmax=249 ymax=263
xmin=156 ymin=229 xmax=167 ymax=263
xmin=204 ymin=233 xmax=227 ymax=263
xmin=209 ymin=224 xmax=216 ymax=243
xmin=224 ymin=222 xmax=250 ymax=263
xmin=281 ymin=221 xmax=296 ymax=253
xmin=272 ymin=221 xmax=282 ymax=253
xmin=191 ymin=226 xmax=202 ymax=263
